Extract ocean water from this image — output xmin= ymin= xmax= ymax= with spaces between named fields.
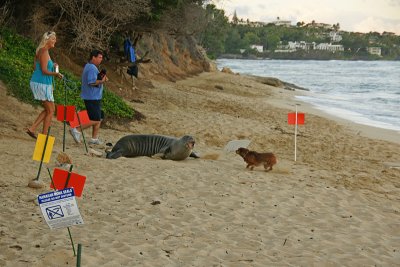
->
xmin=216 ymin=59 xmax=400 ymax=132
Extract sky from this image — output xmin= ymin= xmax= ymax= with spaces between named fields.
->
xmin=213 ymin=0 xmax=400 ymax=35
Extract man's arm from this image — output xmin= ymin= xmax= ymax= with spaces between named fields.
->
xmin=89 ymin=76 xmax=107 ymax=87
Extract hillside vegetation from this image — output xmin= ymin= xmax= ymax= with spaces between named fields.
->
xmin=0 ymin=29 xmax=134 ymax=119
xmin=219 ymin=24 xmax=400 ymax=60
xmin=0 ymin=0 xmax=216 ymax=122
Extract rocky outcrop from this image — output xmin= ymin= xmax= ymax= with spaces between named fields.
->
xmin=221 ymin=67 xmax=234 ymax=74
xmin=250 ymin=75 xmax=309 ymax=91
xmin=250 ymin=76 xmax=285 ymax=88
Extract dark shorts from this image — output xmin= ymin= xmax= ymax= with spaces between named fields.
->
xmin=84 ymin=100 xmax=104 ymax=121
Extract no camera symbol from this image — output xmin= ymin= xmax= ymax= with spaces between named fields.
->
xmin=46 ymin=205 xmax=64 ymax=219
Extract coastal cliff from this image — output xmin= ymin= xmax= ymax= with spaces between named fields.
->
xmin=135 ymin=33 xmax=217 ymax=81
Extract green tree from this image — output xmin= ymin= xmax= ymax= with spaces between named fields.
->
xmin=333 ymin=23 xmax=340 ymax=31
xmin=266 ymin=33 xmax=280 ymax=51
xmin=200 ymin=4 xmax=229 ymax=58
xmin=238 ymin=31 xmax=260 ymax=54
xmin=232 ymin=10 xmax=239 ymax=25
xmin=242 ymin=32 xmax=260 ymax=47
xmin=225 ymin=28 xmax=242 ymax=53
xmin=341 ymin=32 xmax=369 ymax=52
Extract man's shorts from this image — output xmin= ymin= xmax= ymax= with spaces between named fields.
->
xmin=84 ymin=100 xmax=104 ymax=121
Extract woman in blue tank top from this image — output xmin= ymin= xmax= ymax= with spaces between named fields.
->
xmin=26 ymin=31 xmax=63 ymax=139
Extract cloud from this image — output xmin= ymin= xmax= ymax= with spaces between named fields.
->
xmin=354 ymin=17 xmax=400 ymax=34
xmin=387 ymin=0 xmax=400 ymax=6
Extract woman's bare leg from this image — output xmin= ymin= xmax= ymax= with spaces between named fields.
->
xmin=42 ymin=101 xmax=55 ymax=134
xmin=28 ymin=107 xmax=46 ymax=133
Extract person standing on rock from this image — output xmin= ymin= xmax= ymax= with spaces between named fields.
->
xmin=70 ymin=50 xmax=108 ymax=145
xmin=26 ymin=31 xmax=63 ymax=139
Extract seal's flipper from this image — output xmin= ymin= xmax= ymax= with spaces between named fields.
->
xmin=152 ymin=153 xmax=165 ymax=159
xmin=190 ymin=152 xmax=200 ymax=158
xmin=106 ymin=150 xmax=123 ymax=159
xmin=156 ymin=146 xmax=171 ymax=159
xmin=158 ymin=146 xmax=170 ymax=154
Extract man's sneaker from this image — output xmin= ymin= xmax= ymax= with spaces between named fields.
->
xmin=69 ymin=128 xmax=81 ymax=143
xmin=88 ymin=138 xmax=103 ymax=145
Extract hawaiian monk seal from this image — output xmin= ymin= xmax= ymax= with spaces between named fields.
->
xmin=106 ymin=134 xmax=199 ymax=160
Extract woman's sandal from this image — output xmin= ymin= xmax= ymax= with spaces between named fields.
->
xmin=26 ymin=129 xmax=37 ymax=139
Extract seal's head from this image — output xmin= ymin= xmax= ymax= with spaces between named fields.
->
xmin=164 ymin=135 xmax=196 ymax=160
xmin=181 ymin=135 xmax=195 ymax=149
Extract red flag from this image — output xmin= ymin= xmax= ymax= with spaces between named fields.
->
xmin=288 ymin=113 xmax=305 ymax=125
xmin=50 ymin=168 xmax=86 ymax=197
xmin=56 ymin=105 xmax=76 ymax=122
xmin=69 ymin=110 xmax=91 ymax=128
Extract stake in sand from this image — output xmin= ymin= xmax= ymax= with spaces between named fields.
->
xmin=29 ymin=128 xmax=55 ymax=188
xmin=288 ymin=105 xmax=305 ymax=161
xmin=56 ymin=104 xmax=75 ymax=152
xmin=70 ymin=110 xmax=91 ymax=153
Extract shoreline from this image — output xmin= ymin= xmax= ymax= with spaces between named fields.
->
xmin=297 ymin=101 xmax=400 ymax=145
xmin=216 ymin=60 xmax=400 ymax=141
xmin=217 ymin=55 xmax=400 ymax=61
xmin=267 ymin=84 xmax=400 ymax=145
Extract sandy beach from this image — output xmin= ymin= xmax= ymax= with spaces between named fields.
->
xmin=0 ymin=71 xmax=399 ymax=266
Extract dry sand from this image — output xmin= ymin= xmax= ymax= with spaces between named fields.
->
xmin=0 ymin=72 xmax=399 ymax=266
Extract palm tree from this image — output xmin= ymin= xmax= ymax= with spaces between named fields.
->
xmin=232 ymin=10 xmax=239 ymax=25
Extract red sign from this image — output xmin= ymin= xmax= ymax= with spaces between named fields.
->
xmin=56 ymin=105 xmax=76 ymax=122
xmin=288 ymin=113 xmax=305 ymax=125
xmin=50 ymin=168 xmax=86 ymax=197
xmin=69 ymin=110 xmax=91 ymax=128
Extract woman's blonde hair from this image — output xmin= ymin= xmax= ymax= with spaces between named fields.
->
xmin=35 ymin=31 xmax=56 ymax=55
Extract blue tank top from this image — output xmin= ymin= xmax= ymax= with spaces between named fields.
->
xmin=30 ymin=60 xmax=54 ymax=85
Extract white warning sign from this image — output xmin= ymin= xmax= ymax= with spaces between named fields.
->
xmin=38 ymin=188 xmax=84 ymax=229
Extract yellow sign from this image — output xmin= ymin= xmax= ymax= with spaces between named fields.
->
xmin=32 ymin=134 xmax=55 ymax=163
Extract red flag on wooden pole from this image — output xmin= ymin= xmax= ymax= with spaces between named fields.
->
xmin=288 ymin=106 xmax=305 ymax=161
xmin=56 ymin=105 xmax=76 ymax=122
xmin=288 ymin=112 xmax=305 ymax=125
xmin=69 ymin=110 xmax=91 ymax=128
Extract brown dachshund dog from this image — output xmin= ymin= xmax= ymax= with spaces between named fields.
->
xmin=236 ymin=147 xmax=277 ymax=171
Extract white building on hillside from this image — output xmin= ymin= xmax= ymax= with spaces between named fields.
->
xmin=250 ymin=45 xmax=263 ymax=53
xmin=288 ymin=41 xmax=315 ymax=50
xmin=367 ymin=47 xmax=382 ymax=56
xmin=307 ymin=22 xmax=332 ymax=29
xmin=275 ymin=41 xmax=346 ymax=53
xmin=248 ymin=21 xmax=265 ymax=27
xmin=275 ymin=43 xmax=295 ymax=52
xmin=329 ymin=31 xmax=342 ymax=42
xmin=315 ymin=43 xmax=344 ymax=51
xmin=271 ymin=18 xmax=291 ymax=27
